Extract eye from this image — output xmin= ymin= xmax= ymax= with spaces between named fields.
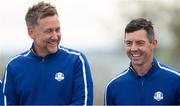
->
xmin=55 ymin=28 xmax=60 ymax=33
xmin=137 ymin=41 xmax=145 ymax=46
xmin=125 ymin=41 xmax=132 ymax=46
xmin=44 ymin=29 xmax=53 ymax=34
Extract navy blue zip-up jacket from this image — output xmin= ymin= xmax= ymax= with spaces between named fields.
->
xmin=3 ymin=46 xmax=93 ymax=105
xmin=0 ymin=80 xmax=4 ymax=105
xmin=105 ymin=58 xmax=180 ymax=105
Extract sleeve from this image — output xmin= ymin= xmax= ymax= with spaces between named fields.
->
xmin=2 ymin=64 xmax=19 ymax=105
xmin=0 ymin=80 xmax=4 ymax=105
xmin=104 ymin=83 xmax=114 ymax=105
xmin=176 ymin=76 xmax=180 ymax=104
xmin=70 ymin=53 xmax=93 ymax=105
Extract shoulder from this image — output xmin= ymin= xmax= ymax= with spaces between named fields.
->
xmin=157 ymin=62 xmax=180 ymax=78
xmin=58 ymin=46 xmax=87 ymax=58
xmin=6 ymin=50 xmax=31 ymax=66
xmin=59 ymin=46 xmax=81 ymax=55
xmin=106 ymin=69 xmax=129 ymax=89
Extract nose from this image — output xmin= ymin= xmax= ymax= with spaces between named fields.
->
xmin=130 ymin=43 xmax=138 ymax=51
xmin=51 ymin=31 xmax=61 ymax=40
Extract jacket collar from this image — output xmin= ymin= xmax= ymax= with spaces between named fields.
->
xmin=128 ymin=57 xmax=160 ymax=79
xmin=29 ymin=43 xmax=59 ymax=60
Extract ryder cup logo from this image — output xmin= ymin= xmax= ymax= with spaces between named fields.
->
xmin=154 ymin=91 xmax=163 ymax=101
xmin=55 ymin=72 xmax=64 ymax=81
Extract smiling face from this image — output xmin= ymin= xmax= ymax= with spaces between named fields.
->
xmin=124 ymin=29 xmax=157 ymax=67
xmin=28 ymin=15 xmax=61 ymax=57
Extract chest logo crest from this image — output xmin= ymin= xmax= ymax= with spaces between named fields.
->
xmin=154 ymin=91 xmax=163 ymax=101
xmin=55 ymin=72 xmax=64 ymax=81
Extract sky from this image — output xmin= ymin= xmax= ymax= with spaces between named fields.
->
xmin=0 ymin=0 xmax=122 ymax=53
xmin=0 ymin=0 xmax=175 ymax=53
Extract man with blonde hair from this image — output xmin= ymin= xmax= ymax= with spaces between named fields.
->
xmin=3 ymin=1 xmax=93 ymax=105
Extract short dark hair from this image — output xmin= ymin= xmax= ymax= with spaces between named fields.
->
xmin=25 ymin=1 xmax=58 ymax=27
xmin=125 ymin=18 xmax=155 ymax=41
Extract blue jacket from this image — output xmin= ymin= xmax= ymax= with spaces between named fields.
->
xmin=3 ymin=46 xmax=93 ymax=105
xmin=0 ymin=80 xmax=4 ymax=105
xmin=105 ymin=58 xmax=180 ymax=105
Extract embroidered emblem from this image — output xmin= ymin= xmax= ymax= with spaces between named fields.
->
xmin=154 ymin=91 xmax=163 ymax=101
xmin=55 ymin=72 xmax=64 ymax=81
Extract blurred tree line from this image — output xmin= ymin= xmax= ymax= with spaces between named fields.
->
xmin=119 ymin=0 xmax=180 ymax=70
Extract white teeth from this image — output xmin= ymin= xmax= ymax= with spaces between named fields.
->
xmin=132 ymin=54 xmax=140 ymax=57
xmin=48 ymin=42 xmax=57 ymax=45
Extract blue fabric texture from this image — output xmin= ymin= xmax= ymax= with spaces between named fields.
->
xmin=3 ymin=46 xmax=93 ymax=105
xmin=105 ymin=57 xmax=180 ymax=105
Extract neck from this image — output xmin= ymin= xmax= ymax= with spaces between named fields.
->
xmin=31 ymin=47 xmax=49 ymax=57
xmin=132 ymin=63 xmax=152 ymax=76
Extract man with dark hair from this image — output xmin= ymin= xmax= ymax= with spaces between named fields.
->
xmin=104 ymin=18 xmax=180 ymax=105
xmin=2 ymin=1 xmax=93 ymax=105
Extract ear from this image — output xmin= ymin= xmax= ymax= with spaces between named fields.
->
xmin=27 ymin=27 xmax=34 ymax=39
xmin=151 ymin=39 xmax=158 ymax=48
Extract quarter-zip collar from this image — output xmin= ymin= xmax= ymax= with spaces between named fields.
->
xmin=129 ymin=57 xmax=160 ymax=80
xmin=29 ymin=43 xmax=59 ymax=61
